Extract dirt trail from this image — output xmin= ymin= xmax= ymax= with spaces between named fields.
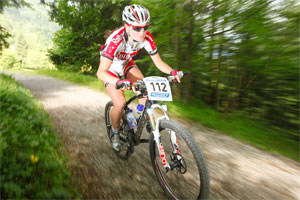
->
xmin=8 ymin=72 xmax=300 ymax=199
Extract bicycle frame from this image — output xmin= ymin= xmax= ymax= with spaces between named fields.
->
xmin=106 ymin=73 xmax=210 ymax=199
xmin=124 ymin=92 xmax=180 ymax=171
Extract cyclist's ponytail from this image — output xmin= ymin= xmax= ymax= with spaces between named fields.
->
xmin=104 ymin=30 xmax=113 ymax=39
xmin=104 ymin=25 xmax=125 ymax=40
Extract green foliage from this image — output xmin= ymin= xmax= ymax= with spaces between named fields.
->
xmin=0 ymin=0 xmax=31 ymax=52
xmin=134 ymin=0 xmax=299 ymax=138
xmin=47 ymin=0 xmax=131 ymax=73
xmin=0 ymin=26 xmax=11 ymax=52
xmin=0 ymin=74 xmax=79 ymax=199
xmin=45 ymin=0 xmax=299 ymax=158
xmin=0 ymin=0 xmax=31 ymax=13
xmin=0 ymin=0 xmax=58 ymax=69
xmin=0 ymin=49 xmax=20 ymax=68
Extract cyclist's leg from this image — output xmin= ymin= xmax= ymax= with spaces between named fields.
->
xmin=125 ymin=60 xmax=147 ymax=105
xmin=106 ymin=81 xmax=126 ymax=131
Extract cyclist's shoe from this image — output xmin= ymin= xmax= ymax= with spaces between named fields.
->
xmin=111 ymin=133 xmax=120 ymax=151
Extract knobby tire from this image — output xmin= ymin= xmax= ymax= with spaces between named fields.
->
xmin=149 ymin=120 xmax=210 ymax=200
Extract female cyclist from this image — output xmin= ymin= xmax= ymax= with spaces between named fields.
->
xmin=97 ymin=4 xmax=183 ymax=151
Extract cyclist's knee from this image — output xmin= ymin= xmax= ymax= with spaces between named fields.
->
xmin=113 ymin=100 xmax=126 ymax=112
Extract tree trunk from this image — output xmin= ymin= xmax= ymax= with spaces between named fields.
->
xmin=205 ymin=4 xmax=217 ymax=106
xmin=172 ymin=0 xmax=183 ymax=100
xmin=216 ymin=42 xmax=223 ymax=110
xmin=183 ymin=0 xmax=195 ymax=104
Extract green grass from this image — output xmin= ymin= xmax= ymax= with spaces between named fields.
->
xmin=4 ymin=68 xmax=299 ymax=162
xmin=36 ymin=69 xmax=107 ymax=92
xmin=167 ymin=100 xmax=299 ymax=161
xmin=0 ymin=73 xmax=80 ymax=199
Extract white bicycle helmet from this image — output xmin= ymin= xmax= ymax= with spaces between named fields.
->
xmin=122 ymin=4 xmax=150 ymax=26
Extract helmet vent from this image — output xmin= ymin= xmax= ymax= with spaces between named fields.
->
xmin=122 ymin=4 xmax=150 ymax=26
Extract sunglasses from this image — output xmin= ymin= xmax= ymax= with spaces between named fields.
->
xmin=132 ymin=26 xmax=149 ymax=32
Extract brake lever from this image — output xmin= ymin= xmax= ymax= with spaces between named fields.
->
xmin=183 ymin=71 xmax=191 ymax=76
xmin=132 ymin=80 xmax=146 ymax=93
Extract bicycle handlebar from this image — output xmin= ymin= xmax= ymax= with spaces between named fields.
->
xmin=133 ymin=71 xmax=190 ymax=93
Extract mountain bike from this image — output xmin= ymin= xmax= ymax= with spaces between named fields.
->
xmin=104 ymin=73 xmax=210 ymax=199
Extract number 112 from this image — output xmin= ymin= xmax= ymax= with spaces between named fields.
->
xmin=150 ymin=82 xmax=167 ymax=92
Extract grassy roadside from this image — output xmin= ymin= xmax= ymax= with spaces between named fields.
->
xmin=0 ymin=73 xmax=80 ymax=199
xmin=4 ymin=68 xmax=299 ymax=162
xmin=167 ymin=100 xmax=299 ymax=161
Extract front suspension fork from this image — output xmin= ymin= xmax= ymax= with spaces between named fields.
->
xmin=147 ymin=104 xmax=182 ymax=172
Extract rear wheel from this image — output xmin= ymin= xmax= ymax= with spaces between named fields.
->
xmin=105 ymin=101 xmax=134 ymax=159
xmin=149 ymin=120 xmax=210 ymax=199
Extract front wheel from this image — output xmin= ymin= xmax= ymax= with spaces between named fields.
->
xmin=149 ymin=120 xmax=210 ymax=199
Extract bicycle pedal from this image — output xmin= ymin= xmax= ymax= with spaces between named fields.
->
xmin=139 ymin=139 xmax=149 ymax=143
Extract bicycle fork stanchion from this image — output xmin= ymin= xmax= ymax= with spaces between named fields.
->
xmin=147 ymin=104 xmax=173 ymax=172
xmin=159 ymin=104 xmax=183 ymax=161
xmin=170 ymin=130 xmax=181 ymax=157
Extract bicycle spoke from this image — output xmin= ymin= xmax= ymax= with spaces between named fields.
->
xmin=150 ymin=120 xmax=210 ymax=199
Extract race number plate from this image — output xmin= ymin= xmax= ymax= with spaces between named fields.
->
xmin=143 ymin=77 xmax=173 ymax=101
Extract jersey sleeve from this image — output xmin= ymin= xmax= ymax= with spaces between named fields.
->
xmin=101 ymin=28 xmax=125 ymax=60
xmin=144 ymin=31 xmax=158 ymax=56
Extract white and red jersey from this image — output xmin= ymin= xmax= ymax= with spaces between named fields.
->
xmin=100 ymin=26 xmax=157 ymax=77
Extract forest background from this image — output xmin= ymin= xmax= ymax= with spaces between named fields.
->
xmin=0 ymin=0 xmax=299 ymax=160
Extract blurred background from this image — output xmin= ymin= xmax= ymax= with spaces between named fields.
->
xmin=0 ymin=0 xmax=299 ymax=199
xmin=0 ymin=0 xmax=299 ymax=160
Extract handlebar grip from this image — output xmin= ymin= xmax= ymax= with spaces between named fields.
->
xmin=115 ymin=79 xmax=133 ymax=89
xmin=115 ymin=84 xmax=121 ymax=89
xmin=167 ymin=71 xmax=190 ymax=82
xmin=115 ymin=82 xmax=131 ymax=89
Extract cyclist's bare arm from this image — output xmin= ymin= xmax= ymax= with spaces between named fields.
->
xmin=151 ymin=53 xmax=182 ymax=82
xmin=150 ymin=53 xmax=173 ymax=74
xmin=97 ymin=57 xmax=119 ymax=84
